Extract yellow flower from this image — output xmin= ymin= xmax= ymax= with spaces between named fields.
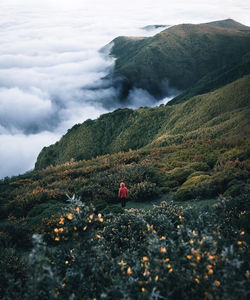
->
xmin=118 ymin=260 xmax=126 ymax=266
xmin=208 ymin=269 xmax=214 ymax=275
xmin=99 ymin=218 xmax=104 ymax=223
xmin=177 ymin=225 xmax=180 ymax=229
xmin=167 ymin=264 xmax=171 ymax=269
xmin=169 ymin=268 xmax=173 ymax=273
xmin=187 ymin=255 xmax=192 ymax=260
xmin=196 ymin=255 xmax=201 ymax=262
xmin=74 ymin=226 xmax=77 ymax=231
xmin=59 ymin=228 xmax=64 ymax=233
xmin=179 ymin=216 xmax=182 ymax=220
xmin=237 ymin=241 xmax=242 ymax=245
xmin=98 ymin=213 xmax=102 ymax=218
xmin=55 ymin=237 xmax=60 ymax=241
xmin=214 ymin=280 xmax=220 ymax=286
xmin=204 ymin=292 xmax=210 ymax=298
xmin=195 ymin=278 xmax=200 ymax=284
xmin=160 ymin=247 xmax=166 ymax=253
xmin=155 ymin=275 xmax=159 ymax=282
xmin=54 ymin=228 xmax=59 ymax=233
xmin=147 ymin=224 xmax=153 ymax=231
xmin=65 ymin=260 xmax=69 ymax=264
xmin=66 ymin=213 xmax=73 ymax=220
xmin=83 ymin=226 xmax=87 ymax=231
xmin=190 ymin=239 xmax=194 ymax=245
xmin=240 ymin=231 xmax=245 ymax=235
xmin=127 ymin=267 xmax=132 ymax=275
xmin=89 ymin=214 xmax=94 ymax=220
xmin=142 ymin=256 xmax=149 ymax=262
xmin=165 ymin=258 xmax=170 ymax=262
xmin=59 ymin=217 xmax=64 ymax=225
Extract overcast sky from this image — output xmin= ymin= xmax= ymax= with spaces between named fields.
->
xmin=0 ymin=0 xmax=249 ymax=178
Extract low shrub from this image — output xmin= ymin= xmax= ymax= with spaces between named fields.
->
xmin=0 ymin=221 xmax=31 ymax=249
xmin=165 ymin=168 xmax=194 ymax=185
xmin=174 ymin=175 xmax=211 ymax=201
xmin=187 ymin=171 xmax=210 ymax=179
xmin=2 ymin=195 xmax=249 ymax=300
xmin=92 ymin=199 xmax=108 ymax=212
xmin=224 ymin=179 xmax=246 ymax=197
xmin=187 ymin=162 xmax=210 ymax=171
xmin=129 ymin=181 xmax=160 ymax=202
xmin=102 ymin=204 xmax=123 ymax=214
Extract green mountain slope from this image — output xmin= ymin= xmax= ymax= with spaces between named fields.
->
xmin=168 ymin=51 xmax=250 ymax=105
xmin=110 ymin=19 xmax=250 ymax=98
xmin=35 ymin=75 xmax=250 ymax=170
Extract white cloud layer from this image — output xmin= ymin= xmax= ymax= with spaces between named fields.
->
xmin=0 ymin=0 xmax=249 ymax=178
xmin=0 ymin=132 xmax=60 ymax=178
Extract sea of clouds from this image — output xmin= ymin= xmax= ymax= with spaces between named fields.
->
xmin=0 ymin=0 xmax=249 ymax=178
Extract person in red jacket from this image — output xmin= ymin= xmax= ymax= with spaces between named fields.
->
xmin=118 ymin=182 xmax=128 ymax=208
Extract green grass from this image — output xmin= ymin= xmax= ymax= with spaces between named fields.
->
xmin=113 ymin=196 xmax=219 ymax=211
xmin=114 ymin=201 xmax=154 ymax=210
xmin=174 ymin=198 xmax=219 ymax=209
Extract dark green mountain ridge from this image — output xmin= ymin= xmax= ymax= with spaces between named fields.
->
xmin=168 ymin=51 xmax=250 ymax=105
xmin=109 ymin=19 xmax=250 ymax=99
xmin=35 ymin=75 xmax=250 ymax=170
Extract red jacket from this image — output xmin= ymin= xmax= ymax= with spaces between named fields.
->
xmin=118 ymin=182 xmax=128 ymax=198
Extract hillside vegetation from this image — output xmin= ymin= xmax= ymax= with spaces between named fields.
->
xmin=1 ymin=18 xmax=250 ymax=299
xmin=110 ymin=19 xmax=250 ymax=98
xmin=35 ymin=75 xmax=250 ymax=170
xmin=168 ymin=51 xmax=250 ymax=105
xmin=1 ymin=129 xmax=250 ymax=299
xmin=1 ymin=194 xmax=249 ymax=299
xmin=1 ymin=75 xmax=248 ymax=249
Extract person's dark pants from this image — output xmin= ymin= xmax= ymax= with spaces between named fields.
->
xmin=121 ymin=198 xmax=126 ymax=208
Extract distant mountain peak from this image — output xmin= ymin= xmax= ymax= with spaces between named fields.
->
xmin=204 ymin=18 xmax=250 ymax=30
xmin=109 ymin=19 xmax=250 ymax=98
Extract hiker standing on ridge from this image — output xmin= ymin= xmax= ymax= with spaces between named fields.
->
xmin=118 ymin=182 xmax=128 ymax=208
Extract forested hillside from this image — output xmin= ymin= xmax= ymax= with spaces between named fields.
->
xmin=36 ymin=75 xmax=250 ymax=169
xmin=110 ymin=19 xmax=250 ymax=98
